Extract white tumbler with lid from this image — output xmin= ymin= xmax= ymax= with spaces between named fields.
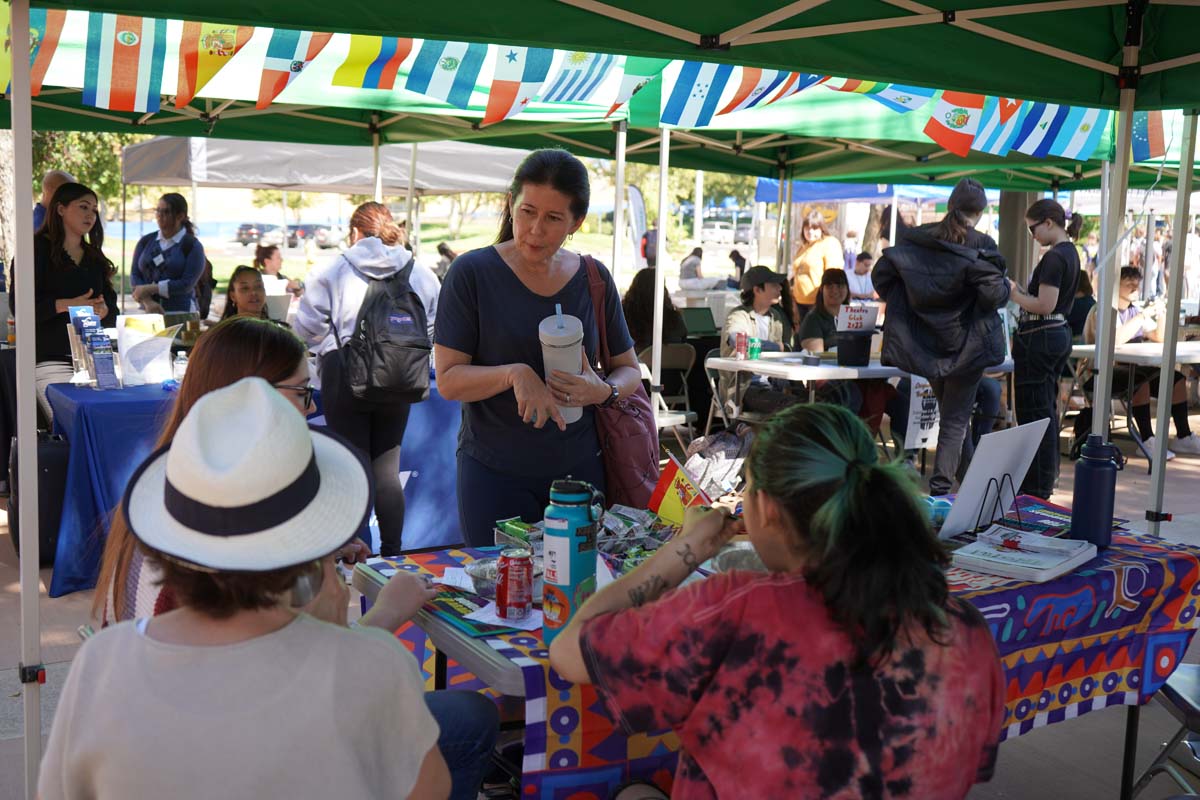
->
xmin=539 ymin=309 xmax=584 ymax=425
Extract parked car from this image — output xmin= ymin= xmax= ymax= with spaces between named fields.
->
xmin=734 ymin=223 xmax=753 ymax=244
xmin=309 ymin=224 xmax=347 ymax=249
xmin=258 ymin=224 xmax=300 ymax=249
xmin=235 ymin=223 xmax=266 ymax=247
xmin=701 ymin=220 xmax=734 ymax=244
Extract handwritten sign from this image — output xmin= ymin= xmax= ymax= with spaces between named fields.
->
xmin=836 ymin=303 xmax=879 ymax=332
xmin=904 ymin=375 xmax=941 ymax=451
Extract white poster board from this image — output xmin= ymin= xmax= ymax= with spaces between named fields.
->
xmin=904 ymin=375 xmax=940 ymax=450
xmin=836 ymin=304 xmax=878 ymax=332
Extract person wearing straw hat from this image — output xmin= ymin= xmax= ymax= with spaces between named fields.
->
xmin=39 ymin=378 xmax=453 ymax=799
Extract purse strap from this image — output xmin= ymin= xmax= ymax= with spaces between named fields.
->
xmin=582 ymin=255 xmax=612 ymax=373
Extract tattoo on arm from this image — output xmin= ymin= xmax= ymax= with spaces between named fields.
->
xmin=675 ymin=542 xmax=701 ymax=570
xmin=627 ymin=574 xmax=668 ymax=607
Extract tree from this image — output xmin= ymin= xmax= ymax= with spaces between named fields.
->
xmin=251 ymin=189 xmax=315 ymax=222
xmin=448 ymin=193 xmax=493 ymax=237
xmin=31 ymin=131 xmax=147 ymax=215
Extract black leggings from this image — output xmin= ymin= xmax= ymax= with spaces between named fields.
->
xmin=321 ymin=351 xmax=411 ymax=555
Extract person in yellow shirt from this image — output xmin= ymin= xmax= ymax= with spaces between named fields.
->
xmin=790 ymin=211 xmax=844 ymax=326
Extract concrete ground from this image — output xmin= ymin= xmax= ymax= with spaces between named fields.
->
xmin=3 ymin=422 xmax=1200 ymax=799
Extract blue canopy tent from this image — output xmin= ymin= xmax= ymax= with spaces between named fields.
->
xmin=754 ymin=178 xmax=1001 ymax=205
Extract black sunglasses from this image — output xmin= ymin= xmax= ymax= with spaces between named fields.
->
xmin=1028 ymin=220 xmax=1045 ymax=236
xmin=274 ymin=383 xmax=315 ymax=409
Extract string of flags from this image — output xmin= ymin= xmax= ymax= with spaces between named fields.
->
xmin=0 ymin=9 xmax=1174 ymax=163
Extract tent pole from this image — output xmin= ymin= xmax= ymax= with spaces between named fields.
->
xmin=783 ymin=171 xmax=794 ymax=275
xmin=372 ymin=114 xmax=383 ymax=204
xmin=775 ymin=165 xmax=786 ymax=270
xmin=693 ymin=170 xmax=703 ymax=243
xmin=1142 ymin=213 xmax=1156 ymax=300
xmin=1091 ymin=39 xmax=1138 ymax=444
xmin=190 ymin=177 xmax=199 ymax=225
xmin=652 ymin=128 xmax=670 ymax=416
xmin=121 ymin=183 xmax=127 ymax=312
xmin=889 ymin=187 xmax=899 ymax=247
xmin=11 ymin=3 xmax=43 ymax=798
xmin=1147 ymin=111 xmax=1197 ymax=537
xmin=611 ymin=120 xmax=627 ymax=284
xmin=406 ymin=143 xmax=418 ymax=237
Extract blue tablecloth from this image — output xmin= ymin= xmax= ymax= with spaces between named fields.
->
xmin=45 ymin=380 xmax=463 ymax=597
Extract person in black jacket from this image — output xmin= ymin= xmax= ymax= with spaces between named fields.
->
xmin=21 ymin=182 xmax=118 ymax=422
xmin=873 ymin=178 xmax=1009 ymax=496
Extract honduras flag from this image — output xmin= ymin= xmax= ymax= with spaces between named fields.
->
xmin=405 ymin=40 xmax=487 ymax=109
xmin=661 ymin=61 xmax=734 ymax=128
xmin=1048 ymin=107 xmax=1111 ymax=161
xmin=971 ymin=97 xmax=1026 ymax=156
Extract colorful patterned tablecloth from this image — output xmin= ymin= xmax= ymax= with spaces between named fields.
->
xmin=378 ymin=512 xmax=1200 ymax=795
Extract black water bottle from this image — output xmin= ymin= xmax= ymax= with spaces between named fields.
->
xmin=1070 ymin=435 xmax=1122 ymax=547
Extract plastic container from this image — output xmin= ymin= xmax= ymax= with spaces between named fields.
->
xmin=538 ymin=313 xmax=584 ymax=425
xmin=836 ymin=330 xmax=872 ymax=366
xmin=1070 ymin=434 xmax=1122 ymax=548
xmin=172 ymin=351 xmax=189 ymax=381
xmin=542 ymin=478 xmax=603 ymax=644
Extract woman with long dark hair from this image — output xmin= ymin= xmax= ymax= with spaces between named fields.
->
xmin=130 ymin=192 xmax=206 ymax=314
xmin=221 ymin=265 xmax=269 ymax=320
xmin=621 ymin=267 xmax=686 ymax=355
xmin=294 ymin=202 xmax=440 ymax=556
xmin=22 ymin=182 xmax=118 ymax=421
xmin=254 ymin=243 xmax=303 ymax=295
xmin=1010 ymin=199 xmax=1083 ymax=498
xmin=550 ymin=403 xmax=1004 ymax=798
xmin=434 ymin=148 xmax=641 ymax=546
xmin=873 ymin=179 xmax=1009 ymax=496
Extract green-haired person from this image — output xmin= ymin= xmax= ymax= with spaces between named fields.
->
xmin=550 ymin=403 xmax=1004 ymax=799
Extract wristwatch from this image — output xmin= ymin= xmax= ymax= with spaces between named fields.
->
xmin=599 ymin=380 xmax=619 ymax=408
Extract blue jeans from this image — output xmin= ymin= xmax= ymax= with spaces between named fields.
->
xmin=1014 ymin=323 xmax=1072 ymax=498
xmin=425 ymin=690 xmax=499 ymax=800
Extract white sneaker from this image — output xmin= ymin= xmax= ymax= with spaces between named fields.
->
xmin=1143 ymin=436 xmax=1177 ymax=460
xmin=1172 ymin=433 xmax=1200 ymax=455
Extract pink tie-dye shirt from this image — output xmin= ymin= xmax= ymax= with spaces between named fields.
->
xmin=580 ymin=570 xmax=1004 ymax=799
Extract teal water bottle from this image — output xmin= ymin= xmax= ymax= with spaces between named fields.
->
xmin=542 ymin=478 xmax=603 ymax=644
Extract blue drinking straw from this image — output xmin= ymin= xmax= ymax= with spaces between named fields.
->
xmin=555 ymin=303 xmax=564 ymax=329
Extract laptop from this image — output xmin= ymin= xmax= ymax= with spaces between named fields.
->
xmin=680 ymin=307 xmax=719 ymax=337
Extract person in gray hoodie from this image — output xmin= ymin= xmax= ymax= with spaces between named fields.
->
xmin=294 ymin=202 xmax=440 ymax=555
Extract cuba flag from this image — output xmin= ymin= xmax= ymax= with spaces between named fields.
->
xmin=83 ymin=13 xmax=167 ymax=113
xmin=482 ymin=46 xmax=553 ymax=125
xmin=406 ymin=40 xmax=488 ymax=109
xmin=971 ymin=97 xmax=1025 ymax=156
xmin=661 ymin=61 xmax=734 ymax=128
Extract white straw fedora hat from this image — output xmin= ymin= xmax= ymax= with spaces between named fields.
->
xmin=123 ymin=376 xmax=372 ymax=571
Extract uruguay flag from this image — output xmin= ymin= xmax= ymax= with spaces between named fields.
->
xmin=1012 ymin=102 xmax=1070 ymax=158
xmin=256 ymin=29 xmax=333 ymax=109
xmin=718 ymin=68 xmax=790 ymax=115
xmin=661 ymin=61 xmax=734 ymax=128
xmin=406 ymin=40 xmax=488 ymax=109
xmin=541 ymin=52 xmax=616 ymax=104
xmin=482 ymin=46 xmax=554 ymax=125
xmin=83 ymin=13 xmax=167 ymax=113
xmin=1048 ymin=107 xmax=1111 ymax=160
xmin=971 ymin=97 xmax=1026 ymax=156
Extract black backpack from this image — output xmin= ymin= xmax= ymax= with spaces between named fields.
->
xmin=337 ymin=262 xmax=430 ymax=404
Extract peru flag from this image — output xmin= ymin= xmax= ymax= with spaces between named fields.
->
xmin=482 ymin=46 xmax=553 ymax=126
xmin=256 ymin=29 xmax=332 ymax=109
xmin=923 ymin=91 xmax=986 ymax=157
xmin=83 ymin=13 xmax=167 ymax=113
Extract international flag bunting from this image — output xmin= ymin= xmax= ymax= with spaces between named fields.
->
xmin=867 ymin=84 xmax=935 ymax=114
xmin=83 ymin=13 xmax=167 ymax=113
xmin=1 ymin=6 xmax=10 ymax=95
xmin=256 ymin=29 xmax=332 ymax=109
xmin=923 ymin=91 xmax=986 ymax=157
xmin=29 ymin=9 xmax=67 ymax=96
xmin=1012 ymin=102 xmax=1070 ymax=158
xmin=824 ymin=77 xmax=887 ymax=94
xmin=541 ymin=51 xmax=616 ymax=103
xmin=1132 ymin=110 xmax=1166 ymax=162
xmin=332 ymin=35 xmax=413 ymax=91
xmin=769 ymin=72 xmax=828 ymax=103
xmin=176 ymin=21 xmax=253 ymax=108
xmin=405 ymin=40 xmax=487 ymax=110
xmin=607 ymin=56 xmax=669 ymax=117
xmin=1048 ymin=107 xmax=1111 ymax=161
xmin=661 ymin=60 xmax=734 ymax=128
xmin=718 ymin=67 xmax=792 ymax=115
xmin=971 ymin=97 xmax=1025 ymax=156
xmin=482 ymin=46 xmax=553 ymax=125
xmin=647 ymin=453 xmax=711 ymax=526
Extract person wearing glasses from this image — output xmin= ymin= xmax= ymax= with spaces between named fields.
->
xmin=131 ymin=193 xmax=207 ymax=315
xmin=1009 ymin=199 xmax=1083 ymax=498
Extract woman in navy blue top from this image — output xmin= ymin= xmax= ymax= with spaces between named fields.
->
xmin=131 ymin=193 xmax=206 ymax=314
xmin=435 ymin=150 xmax=641 ymax=546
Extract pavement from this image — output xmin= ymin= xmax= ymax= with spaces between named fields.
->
xmin=4 ymin=419 xmax=1200 ymax=798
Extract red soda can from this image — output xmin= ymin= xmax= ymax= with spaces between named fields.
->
xmin=735 ymin=332 xmax=748 ymax=360
xmin=496 ymin=547 xmax=533 ymax=620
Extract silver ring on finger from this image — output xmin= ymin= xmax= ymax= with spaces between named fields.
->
xmin=566 ymin=394 xmax=572 ymax=403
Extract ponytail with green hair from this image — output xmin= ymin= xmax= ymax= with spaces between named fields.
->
xmin=747 ymin=403 xmax=953 ymax=666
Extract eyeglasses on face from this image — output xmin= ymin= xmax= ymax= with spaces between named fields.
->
xmin=273 ymin=383 xmax=315 ymax=409
xmin=1028 ymin=220 xmax=1046 ymax=236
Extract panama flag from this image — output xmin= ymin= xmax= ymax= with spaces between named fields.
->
xmin=868 ymin=84 xmax=936 ymax=114
xmin=971 ymin=97 xmax=1026 ymax=156
xmin=1048 ymin=107 xmax=1111 ymax=161
xmin=405 ymin=40 xmax=487 ymax=109
xmin=333 ymin=35 xmax=413 ymax=91
xmin=176 ymin=21 xmax=253 ymax=107
xmin=482 ymin=46 xmax=553 ymax=125
xmin=1012 ymin=102 xmax=1070 ymax=158
xmin=661 ymin=61 xmax=734 ymax=128
xmin=83 ymin=14 xmax=167 ymax=113
xmin=607 ymin=56 xmax=669 ymax=117
xmin=541 ymin=52 xmax=616 ymax=103
xmin=1132 ymin=110 xmax=1166 ymax=162
xmin=718 ymin=68 xmax=792 ymax=115
xmin=922 ymin=91 xmax=986 ymax=157
xmin=256 ymin=29 xmax=332 ymax=109
xmin=768 ymin=72 xmax=828 ymax=103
